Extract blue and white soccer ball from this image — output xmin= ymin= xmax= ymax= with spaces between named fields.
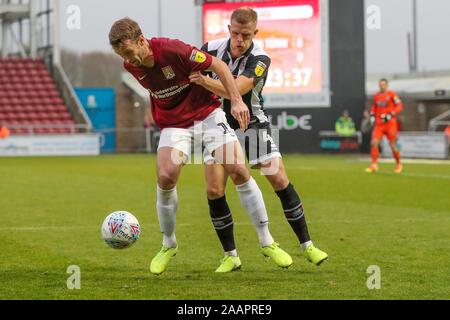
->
xmin=101 ymin=211 xmax=140 ymax=249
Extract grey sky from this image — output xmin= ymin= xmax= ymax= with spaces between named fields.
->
xmin=365 ymin=0 xmax=450 ymax=73
xmin=59 ymin=0 xmax=450 ymax=74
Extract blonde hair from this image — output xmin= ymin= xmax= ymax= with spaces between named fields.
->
xmin=231 ymin=7 xmax=258 ymax=25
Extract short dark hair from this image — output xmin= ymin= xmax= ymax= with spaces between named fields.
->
xmin=379 ymin=78 xmax=389 ymax=83
xmin=109 ymin=17 xmax=143 ymax=48
xmin=231 ymin=7 xmax=258 ymax=25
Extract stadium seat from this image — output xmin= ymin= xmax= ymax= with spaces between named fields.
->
xmin=0 ymin=57 xmax=77 ymax=135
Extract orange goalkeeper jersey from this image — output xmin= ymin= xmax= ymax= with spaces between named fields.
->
xmin=371 ymin=90 xmax=403 ymax=125
xmin=0 ymin=126 xmax=10 ymax=139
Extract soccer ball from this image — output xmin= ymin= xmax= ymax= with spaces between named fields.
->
xmin=101 ymin=211 xmax=140 ymax=249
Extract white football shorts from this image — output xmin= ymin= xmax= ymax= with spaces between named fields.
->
xmin=157 ymin=108 xmax=239 ymax=164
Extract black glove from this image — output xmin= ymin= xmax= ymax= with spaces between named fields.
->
xmin=369 ymin=113 xmax=376 ymax=126
xmin=381 ymin=112 xmax=394 ymax=123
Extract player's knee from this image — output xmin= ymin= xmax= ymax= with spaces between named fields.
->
xmin=158 ymin=171 xmax=178 ymax=190
xmin=389 ymin=142 xmax=398 ymax=151
xmin=227 ymin=164 xmax=250 ymax=185
xmin=206 ymin=185 xmax=225 ymax=200
xmin=267 ymin=172 xmax=289 ymax=191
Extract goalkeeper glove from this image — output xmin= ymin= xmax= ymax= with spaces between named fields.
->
xmin=381 ymin=112 xmax=395 ymax=123
xmin=369 ymin=113 xmax=376 ymax=126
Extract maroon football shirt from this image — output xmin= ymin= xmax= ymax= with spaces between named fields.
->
xmin=124 ymin=38 xmax=221 ymax=129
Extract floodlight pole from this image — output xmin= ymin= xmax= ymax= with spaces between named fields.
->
xmin=157 ymin=0 xmax=162 ymax=37
xmin=52 ymin=0 xmax=61 ymax=66
xmin=412 ymin=0 xmax=418 ymax=72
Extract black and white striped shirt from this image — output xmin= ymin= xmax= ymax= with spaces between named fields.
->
xmin=201 ymin=38 xmax=271 ymax=129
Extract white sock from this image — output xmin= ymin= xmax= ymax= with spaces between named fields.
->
xmin=156 ymin=185 xmax=178 ymax=248
xmin=236 ymin=177 xmax=274 ymax=247
xmin=301 ymin=240 xmax=313 ymax=251
xmin=225 ymin=249 xmax=238 ymax=257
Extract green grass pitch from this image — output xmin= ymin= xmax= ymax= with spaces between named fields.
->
xmin=1 ymin=154 xmax=449 ymax=299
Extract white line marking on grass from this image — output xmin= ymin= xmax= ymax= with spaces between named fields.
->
xmin=0 ymin=226 xmax=97 ymax=231
xmin=0 ymin=222 xmax=258 ymax=232
xmin=352 ymin=158 xmax=450 ymax=165
xmin=290 ymin=165 xmax=450 ymax=179
xmin=376 ymin=171 xmax=450 ymax=180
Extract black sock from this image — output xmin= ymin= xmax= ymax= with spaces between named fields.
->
xmin=275 ymin=183 xmax=311 ymax=244
xmin=208 ymin=196 xmax=236 ymax=252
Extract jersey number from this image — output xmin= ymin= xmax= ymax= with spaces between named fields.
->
xmin=217 ymin=122 xmax=232 ymax=135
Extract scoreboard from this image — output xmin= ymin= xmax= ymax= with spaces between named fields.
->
xmin=202 ymin=0 xmax=330 ymax=108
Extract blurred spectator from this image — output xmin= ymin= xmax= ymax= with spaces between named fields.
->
xmin=144 ymin=114 xmax=152 ymax=129
xmin=335 ymin=110 xmax=356 ymax=136
xmin=445 ymin=125 xmax=450 ymax=142
xmin=360 ymin=110 xmax=373 ymax=153
xmin=0 ymin=122 xmax=10 ymax=139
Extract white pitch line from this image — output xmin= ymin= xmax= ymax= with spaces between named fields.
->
xmin=290 ymin=165 xmax=450 ymax=179
xmin=0 ymin=222 xmax=258 ymax=232
xmin=353 ymin=157 xmax=450 ymax=165
xmin=376 ymin=171 xmax=450 ymax=180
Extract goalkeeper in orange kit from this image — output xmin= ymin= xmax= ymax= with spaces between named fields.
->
xmin=366 ymin=78 xmax=403 ymax=173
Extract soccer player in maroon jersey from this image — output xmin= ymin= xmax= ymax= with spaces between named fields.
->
xmin=109 ymin=17 xmax=292 ymax=274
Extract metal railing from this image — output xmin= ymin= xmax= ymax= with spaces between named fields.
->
xmin=53 ymin=64 xmax=93 ymax=132
xmin=429 ymin=109 xmax=450 ymax=131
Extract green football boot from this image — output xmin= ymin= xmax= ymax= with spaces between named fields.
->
xmin=215 ymin=255 xmax=242 ymax=273
xmin=150 ymin=245 xmax=178 ymax=275
xmin=261 ymin=242 xmax=293 ymax=268
xmin=303 ymin=244 xmax=328 ymax=266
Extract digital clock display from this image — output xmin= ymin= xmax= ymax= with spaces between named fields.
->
xmin=203 ymin=0 xmax=330 ymax=108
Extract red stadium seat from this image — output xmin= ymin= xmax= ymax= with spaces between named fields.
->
xmin=0 ymin=58 xmax=77 ymax=135
xmin=2 ymin=105 xmax=15 ymax=112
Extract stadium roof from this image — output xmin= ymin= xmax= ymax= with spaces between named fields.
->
xmin=366 ymin=70 xmax=450 ymax=100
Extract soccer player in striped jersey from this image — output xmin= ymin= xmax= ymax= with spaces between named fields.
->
xmin=190 ymin=7 xmax=328 ymax=272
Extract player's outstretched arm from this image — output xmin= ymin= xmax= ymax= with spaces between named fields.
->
xmin=189 ymin=72 xmax=254 ymax=99
xmin=205 ymin=57 xmax=250 ymax=129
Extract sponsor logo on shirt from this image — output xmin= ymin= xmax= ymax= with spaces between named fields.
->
xmin=161 ymin=66 xmax=176 ymax=80
xmin=190 ymin=49 xmax=207 ymax=63
xmin=148 ymin=84 xmax=190 ymax=99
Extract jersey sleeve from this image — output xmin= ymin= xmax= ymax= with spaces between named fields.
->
xmin=200 ymin=42 xmax=209 ymax=53
xmin=391 ymin=91 xmax=403 ymax=114
xmin=168 ymin=39 xmax=213 ymax=73
xmin=371 ymin=95 xmax=377 ymax=114
xmin=241 ymin=55 xmax=271 ymax=85
xmin=200 ymin=42 xmax=214 ymax=77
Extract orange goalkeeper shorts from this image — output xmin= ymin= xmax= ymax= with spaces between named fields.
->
xmin=372 ymin=122 xmax=398 ymax=142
